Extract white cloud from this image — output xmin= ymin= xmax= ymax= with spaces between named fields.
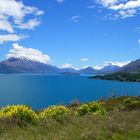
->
xmin=62 ymin=63 xmax=74 ymax=68
xmin=6 ymin=43 xmax=51 ymax=64
xmin=138 ymin=39 xmax=140 ymax=45
xmin=18 ymin=19 xmax=41 ymax=30
xmin=0 ymin=34 xmax=27 ymax=44
xmin=0 ymin=0 xmax=43 ymax=21
xmin=95 ymin=0 xmax=140 ymax=19
xmin=117 ymin=9 xmax=137 ymax=18
xmin=81 ymin=58 xmax=89 ymax=62
xmin=110 ymin=0 xmax=140 ymax=10
xmin=104 ymin=61 xmax=131 ymax=67
xmin=35 ymin=10 xmax=44 ymax=16
xmin=70 ymin=16 xmax=82 ymax=22
xmin=93 ymin=66 xmax=103 ymax=70
xmin=0 ymin=0 xmax=44 ymax=43
xmin=57 ymin=0 xmax=64 ymax=4
xmin=93 ymin=61 xmax=131 ymax=70
xmin=61 ymin=63 xmax=78 ymax=70
xmin=97 ymin=0 xmax=118 ymax=7
xmin=0 ymin=20 xmax=14 ymax=33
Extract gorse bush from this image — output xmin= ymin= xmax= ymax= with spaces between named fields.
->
xmin=76 ymin=102 xmax=106 ymax=116
xmin=0 ymin=96 xmax=138 ymax=126
xmin=0 ymin=105 xmax=37 ymax=124
xmin=88 ymin=102 xmax=102 ymax=112
xmin=39 ymin=105 xmax=69 ymax=120
xmin=76 ymin=104 xmax=90 ymax=115
xmin=89 ymin=102 xmax=106 ymax=116
xmin=123 ymin=98 xmax=140 ymax=110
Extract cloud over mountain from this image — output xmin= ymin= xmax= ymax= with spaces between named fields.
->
xmin=6 ymin=43 xmax=50 ymax=64
xmin=93 ymin=61 xmax=131 ymax=70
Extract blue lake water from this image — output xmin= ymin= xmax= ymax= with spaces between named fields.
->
xmin=0 ymin=75 xmax=140 ymax=109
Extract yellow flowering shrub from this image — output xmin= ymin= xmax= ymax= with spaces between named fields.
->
xmin=76 ymin=102 xmax=106 ymax=116
xmin=39 ymin=105 xmax=69 ymax=120
xmin=88 ymin=102 xmax=102 ymax=112
xmin=0 ymin=105 xmax=37 ymax=123
xmin=76 ymin=104 xmax=90 ymax=115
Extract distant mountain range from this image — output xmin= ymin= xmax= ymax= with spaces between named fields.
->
xmin=0 ymin=57 xmax=60 ymax=74
xmin=78 ymin=67 xmax=97 ymax=75
xmin=78 ymin=65 xmax=121 ymax=75
xmin=93 ymin=58 xmax=140 ymax=82
xmin=121 ymin=58 xmax=140 ymax=73
xmin=0 ymin=57 xmax=132 ymax=75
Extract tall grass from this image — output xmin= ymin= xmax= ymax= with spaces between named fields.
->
xmin=0 ymin=96 xmax=139 ymax=140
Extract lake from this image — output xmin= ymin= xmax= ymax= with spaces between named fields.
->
xmin=0 ymin=74 xmax=140 ymax=109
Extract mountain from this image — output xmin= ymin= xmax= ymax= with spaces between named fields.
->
xmin=78 ymin=67 xmax=97 ymax=75
xmin=61 ymin=72 xmax=80 ymax=76
xmin=98 ymin=64 xmax=121 ymax=74
xmin=60 ymin=65 xmax=121 ymax=75
xmin=0 ymin=57 xmax=60 ymax=74
xmin=121 ymin=59 xmax=140 ymax=73
xmin=60 ymin=67 xmax=78 ymax=73
xmin=0 ymin=57 xmax=132 ymax=75
xmin=93 ymin=59 xmax=140 ymax=82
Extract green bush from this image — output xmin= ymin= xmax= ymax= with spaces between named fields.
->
xmin=76 ymin=102 xmax=106 ymax=116
xmin=0 ymin=105 xmax=37 ymax=124
xmin=123 ymin=98 xmax=133 ymax=104
xmin=76 ymin=104 xmax=90 ymax=115
xmin=123 ymin=98 xmax=140 ymax=110
xmin=89 ymin=102 xmax=106 ymax=116
xmin=88 ymin=102 xmax=102 ymax=112
xmin=39 ymin=105 xmax=69 ymax=120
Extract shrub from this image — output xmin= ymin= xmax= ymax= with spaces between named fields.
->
xmin=76 ymin=102 xmax=106 ymax=116
xmin=0 ymin=105 xmax=37 ymax=124
xmin=39 ymin=105 xmax=69 ymax=120
xmin=88 ymin=102 xmax=102 ymax=112
xmin=89 ymin=102 xmax=106 ymax=116
xmin=123 ymin=98 xmax=140 ymax=110
xmin=76 ymin=104 xmax=90 ymax=116
xmin=123 ymin=98 xmax=133 ymax=104
xmin=92 ymin=109 xmax=106 ymax=117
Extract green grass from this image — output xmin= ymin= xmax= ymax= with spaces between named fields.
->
xmin=0 ymin=96 xmax=140 ymax=140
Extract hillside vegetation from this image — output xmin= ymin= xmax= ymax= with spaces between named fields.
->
xmin=0 ymin=96 xmax=140 ymax=140
xmin=93 ymin=72 xmax=140 ymax=82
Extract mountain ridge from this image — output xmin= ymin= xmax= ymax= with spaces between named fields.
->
xmin=0 ymin=57 xmax=132 ymax=75
xmin=93 ymin=58 xmax=140 ymax=82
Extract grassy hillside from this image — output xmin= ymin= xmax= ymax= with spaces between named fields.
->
xmin=0 ymin=96 xmax=140 ymax=140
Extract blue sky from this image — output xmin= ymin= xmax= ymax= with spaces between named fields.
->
xmin=0 ymin=0 xmax=140 ymax=69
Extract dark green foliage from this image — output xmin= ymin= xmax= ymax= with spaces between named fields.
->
xmin=93 ymin=72 xmax=140 ymax=82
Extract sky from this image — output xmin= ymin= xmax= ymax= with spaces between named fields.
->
xmin=0 ymin=0 xmax=140 ymax=69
